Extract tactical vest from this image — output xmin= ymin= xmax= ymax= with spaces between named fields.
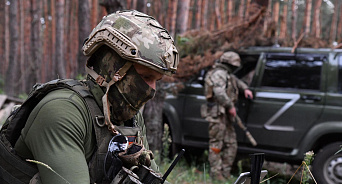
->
xmin=0 ymin=79 xmax=143 ymax=184
xmin=201 ymin=64 xmax=239 ymax=121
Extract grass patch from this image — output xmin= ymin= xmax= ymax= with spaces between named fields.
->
xmin=158 ymin=124 xmax=310 ymax=184
xmin=158 ymin=155 xmax=237 ymax=184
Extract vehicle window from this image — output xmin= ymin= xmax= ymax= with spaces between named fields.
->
xmin=339 ymin=55 xmax=342 ymax=93
xmin=261 ymin=57 xmax=323 ymax=90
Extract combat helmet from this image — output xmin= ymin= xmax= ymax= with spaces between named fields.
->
xmin=83 ymin=10 xmax=179 ymax=76
xmin=220 ymin=51 xmax=241 ymax=67
xmin=82 ymin=10 xmax=179 ymax=135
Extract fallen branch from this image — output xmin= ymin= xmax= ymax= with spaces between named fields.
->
xmin=292 ymin=32 xmax=305 ymax=53
xmin=334 ymin=43 xmax=342 ymax=49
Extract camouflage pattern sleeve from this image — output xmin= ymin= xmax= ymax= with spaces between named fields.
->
xmin=233 ymin=75 xmax=249 ymax=91
xmin=135 ymin=112 xmax=159 ymax=172
xmin=211 ymin=69 xmax=234 ymax=109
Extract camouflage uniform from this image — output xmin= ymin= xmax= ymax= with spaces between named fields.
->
xmin=203 ymin=52 xmax=248 ymax=179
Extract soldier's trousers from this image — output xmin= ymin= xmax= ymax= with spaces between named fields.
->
xmin=208 ymin=114 xmax=237 ymax=179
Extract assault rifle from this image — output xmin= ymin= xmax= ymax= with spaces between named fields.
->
xmin=233 ymin=116 xmax=257 ymax=146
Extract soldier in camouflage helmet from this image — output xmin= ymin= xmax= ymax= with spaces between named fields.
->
xmin=13 ymin=10 xmax=178 ymax=184
xmin=203 ymin=51 xmax=253 ymax=180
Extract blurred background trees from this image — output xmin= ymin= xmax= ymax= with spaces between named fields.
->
xmin=0 ymin=0 xmax=341 ymax=96
xmin=0 ymin=0 xmax=341 ymax=154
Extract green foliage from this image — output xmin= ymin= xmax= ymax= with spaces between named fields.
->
xmin=159 ymin=157 xmax=236 ymax=184
xmin=18 ymin=93 xmax=28 ymax=100
xmin=161 ymin=124 xmax=172 ymax=160
xmin=76 ymin=73 xmax=86 ymax=80
xmin=302 ymin=151 xmax=315 ymax=184
xmin=175 ymin=35 xmax=195 ymax=58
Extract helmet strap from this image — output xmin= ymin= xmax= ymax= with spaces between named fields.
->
xmin=85 ymin=65 xmax=109 ymax=87
xmin=86 ymin=61 xmax=133 ymax=134
xmin=101 ymin=62 xmax=133 ymax=135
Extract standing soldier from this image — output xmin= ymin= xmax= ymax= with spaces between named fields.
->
xmin=203 ymin=51 xmax=253 ymax=180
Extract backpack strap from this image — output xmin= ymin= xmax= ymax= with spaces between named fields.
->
xmin=0 ymin=79 xmax=105 ymax=184
xmin=0 ymin=133 xmax=38 ymax=184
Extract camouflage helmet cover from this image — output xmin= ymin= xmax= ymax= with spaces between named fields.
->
xmin=83 ymin=10 xmax=179 ymax=76
xmin=220 ymin=51 xmax=241 ymax=67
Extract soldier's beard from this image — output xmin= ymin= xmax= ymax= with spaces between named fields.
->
xmin=107 ymin=66 xmax=156 ymax=123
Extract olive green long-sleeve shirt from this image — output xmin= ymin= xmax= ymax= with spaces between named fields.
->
xmin=14 ymin=86 xmax=158 ymax=184
xmin=15 ymin=88 xmax=96 ymax=184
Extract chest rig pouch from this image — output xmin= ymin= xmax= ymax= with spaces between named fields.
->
xmin=89 ymin=115 xmax=145 ymax=184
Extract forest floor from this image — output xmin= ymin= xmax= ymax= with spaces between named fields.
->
xmin=157 ymin=150 xmax=308 ymax=184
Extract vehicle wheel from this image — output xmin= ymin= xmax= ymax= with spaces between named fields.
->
xmin=312 ymin=142 xmax=342 ymax=184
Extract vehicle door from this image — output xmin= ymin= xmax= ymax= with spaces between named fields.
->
xmin=322 ymin=52 xmax=342 ymax=121
xmin=180 ymin=69 xmax=210 ymax=148
xmin=243 ymin=53 xmax=327 ymax=151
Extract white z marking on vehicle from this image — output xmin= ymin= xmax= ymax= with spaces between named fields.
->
xmin=256 ymin=92 xmax=300 ymax=131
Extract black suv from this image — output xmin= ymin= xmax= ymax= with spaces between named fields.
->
xmin=162 ymin=47 xmax=342 ymax=183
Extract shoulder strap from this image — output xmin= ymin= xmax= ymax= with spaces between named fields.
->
xmin=3 ymin=79 xmax=99 ymax=146
xmin=0 ymin=79 xmax=104 ymax=184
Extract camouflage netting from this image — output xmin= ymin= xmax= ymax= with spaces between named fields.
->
xmin=165 ymin=3 xmax=331 ymax=82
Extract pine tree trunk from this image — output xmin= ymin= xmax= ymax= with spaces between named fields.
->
xmin=201 ymin=0 xmax=208 ymax=29
xmin=167 ymin=0 xmax=178 ymax=37
xmin=56 ymin=0 xmax=66 ymax=78
xmin=209 ymin=3 xmax=215 ymax=31
xmin=245 ymin=0 xmax=251 ymax=20
xmin=337 ymin=2 xmax=342 ymax=42
xmin=29 ymin=0 xmax=41 ymax=92
xmin=220 ymin=0 xmax=225 ymax=24
xmin=239 ymin=0 xmax=245 ymax=20
xmin=263 ymin=0 xmax=272 ymax=36
xmin=195 ymin=0 xmax=202 ymax=29
xmin=42 ymin=0 xmax=50 ymax=82
xmin=50 ymin=0 xmax=56 ymax=80
xmin=78 ymin=0 xmax=90 ymax=76
xmin=131 ymin=0 xmax=137 ymax=10
xmin=152 ymin=0 xmax=163 ymax=26
xmin=187 ymin=0 xmax=194 ymax=30
xmin=5 ymin=0 xmax=19 ymax=96
xmin=72 ymin=0 xmax=78 ymax=78
xmin=126 ymin=0 xmax=131 ymax=9
xmin=0 ymin=0 xmax=4 ymax=76
xmin=214 ymin=0 xmax=222 ymax=29
xmin=304 ymin=0 xmax=312 ymax=36
xmin=273 ymin=0 xmax=279 ymax=26
xmin=291 ymin=0 xmax=297 ymax=41
xmin=227 ymin=0 xmax=234 ymax=22
xmin=312 ymin=0 xmax=322 ymax=38
xmin=176 ymin=0 xmax=190 ymax=35
xmin=19 ymin=0 xmax=25 ymax=92
xmin=329 ymin=0 xmax=338 ymax=44
xmin=91 ymin=0 xmax=98 ymax=29
xmin=23 ymin=0 xmax=32 ymax=92
xmin=279 ymin=0 xmax=288 ymax=39
xmin=65 ymin=0 xmax=71 ymax=78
